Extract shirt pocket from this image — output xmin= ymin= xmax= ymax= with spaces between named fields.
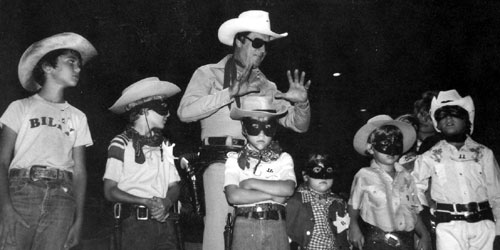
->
xmin=365 ymin=185 xmax=387 ymax=209
xmin=434 ymin=163 xmax=448 ymax=183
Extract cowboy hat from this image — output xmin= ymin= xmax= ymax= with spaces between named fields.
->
xmin=353 ymin=115 xmax=416 ymax=156
xmin=430 ymin=89 xmax=475 ymax=133
xmin=109 ymin=77 xmax=181 ymax=114
xmin=218 ymin=10 xmax=288 ymax=46
xmin=230 ymin=95 xmax=287 ymax=120
xmin=18 ymin=32 xmax=98 ymax=92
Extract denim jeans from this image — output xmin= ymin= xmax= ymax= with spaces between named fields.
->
xmin=5 ymin=177 xmax=76 ymax=250
xmin=120 ymin=216 xmax=180 ymax=250
xmin=232 ymin=216 xmax=290 ymax=250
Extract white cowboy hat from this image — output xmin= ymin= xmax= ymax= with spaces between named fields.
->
xmin=109 ymin=77 xmax=181 ymax=114
xmin=230 ymin=95 xmax=287 ymax=120
xmin=353 ymin=115 xmax=417 ymax=156
xmin=430 ymin=89 xmax=475 ymax=133
xmin=218 ymin=10 xmax=288 ymax=46
xmin=18 ymin=32 xmax=98 ymax=92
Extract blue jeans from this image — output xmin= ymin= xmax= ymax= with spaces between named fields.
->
xmin=6 ymin=177 xmax=76 ymax=250
xmin=120 ymin=216 xmax=180 ymax=250
xmin=232 ymin=217 xmax=290 ymax=250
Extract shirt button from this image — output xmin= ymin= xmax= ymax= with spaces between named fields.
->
xmin=306 ymin=231 xmax=311 ymax=235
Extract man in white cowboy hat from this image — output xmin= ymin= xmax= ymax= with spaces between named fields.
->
xmin=224 ymin=95 xmax=294 ymax=250
xmin=177 ymin=9 xmax=312 ymax=250
xmin=412 ymin=89 xmax=500 ymax=250
xmin=103 ymin=77 xmax=182 ymax=250
xmin=0 ymin=32 xmax=97 ymax=250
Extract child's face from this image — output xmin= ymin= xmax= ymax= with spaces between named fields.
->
xmin=435 ymin=107 xmax=467 ymax=136
xmin=368 ymin=145 xmax=400 ymax=166
xmin=143 ymin=102 xmax=170 ymax=129
xmin=243 ymin=117 xmax=275 ymax=151
xmin=305 ymin=175 xmax=333 ymax=194
xmin=49 ymin=52 xmax=82 ymax=88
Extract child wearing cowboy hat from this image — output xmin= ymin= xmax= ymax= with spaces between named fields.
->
xmin=286 ymin=153 xmax=350 ymax=250
xmin=348 ymin=115 xmax=431 ymax=250
xmin=224 ymin=95 xmax=295 ymax=250
xmin=103 ymin=77 xmax=183 ymax=250
xmin=412 ymin=89 xmax=500 ymax=250
xmin=0 ymin=32 xmax=97 ymax=250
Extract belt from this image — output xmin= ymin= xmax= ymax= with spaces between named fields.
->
xmin=436 ymin=201 xmax=490 ymax=213
xmin=359 ymin=219 xmax=413 ymax=248
xmin=235 ymin=203 xmax=286 ymax=220
xmin=203 ymin=137 xmax=245 ymax=147
xmin=9 ymin=166 xmax=72 ymax=181
xmin=114 ymin=203 xmax=152 ymax=221
xmin=433 ymin=208 xmax=494 ymax=224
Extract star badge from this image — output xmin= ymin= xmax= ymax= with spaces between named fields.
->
xmin=332 ymin=212 xmax=350 ymax=233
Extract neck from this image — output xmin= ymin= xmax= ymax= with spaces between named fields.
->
xmin=374 ymin=160 xmax=396 ymax=174
xmin=38 ymin=85 xmax=65 ymax=103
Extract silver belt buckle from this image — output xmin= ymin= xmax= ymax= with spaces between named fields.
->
xmin=136 ymin=205 xmax=149 ymax=220
xmin=384 ymin=233 xmax=401 ymax=247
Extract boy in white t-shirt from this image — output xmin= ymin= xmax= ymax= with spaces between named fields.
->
xmin=0 ymin=33 xmax=97 ymax=250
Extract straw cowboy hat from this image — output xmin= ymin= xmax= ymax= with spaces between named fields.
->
xmin=109 ymin=77 xmax=181 ymax=114
xmin=353 ymin=115 xmax=417 ymax=156
xmin=430 ymin=89 xmax=475 ymax=133
xmin=218 ymin=10 xmax=288 ymax=46
xmin=230 ymin=95 xmax=287 ymax=120
xmin=18 ymin=32 xmax=98 ymax=92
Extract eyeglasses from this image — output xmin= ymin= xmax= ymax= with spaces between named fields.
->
xmin=243 ymin=36 xmax=268 ymax=49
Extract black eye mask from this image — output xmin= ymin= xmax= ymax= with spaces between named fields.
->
xmin=305 ymin=164 xmax=335 ymax=179
xmin=371 ymin=134 xmax=403 ymax=156
xmin=242 ymin=118 xmax=277 ymax=137
xmin=434 ymin=105 xmax=468 ymax=123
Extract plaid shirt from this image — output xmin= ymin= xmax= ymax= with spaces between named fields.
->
xmin=299 ymin=185 xmax=337 ymax=250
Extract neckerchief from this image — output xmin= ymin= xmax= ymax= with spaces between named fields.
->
xmin=125 ymin=126 xmax=164 ymax=164
xmin=237 ymin=141 xmax=282 ymax=173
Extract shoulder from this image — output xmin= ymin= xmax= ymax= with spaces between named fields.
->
xmin=227 ymin=151 xmax=239 ymax=159
xmin=66 ymin=103 xmax=86 ymax=117
xmin=109 ymin=132 xmax=131 ymax=148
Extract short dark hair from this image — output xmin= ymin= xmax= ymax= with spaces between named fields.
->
xmin=32 ymin=49 xmax=82 ymax=87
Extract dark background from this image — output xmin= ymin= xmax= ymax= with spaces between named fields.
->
xmin=2 ymin=0 xmax=500 ymax=244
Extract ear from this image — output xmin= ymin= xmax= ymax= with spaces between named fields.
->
xmin=41 ymin=61 xmax=54 ymax=74
xmin=302 ymin=172 xmax=309 ymax=182
xmin=366 ymin=143 xmax=375 ymax=155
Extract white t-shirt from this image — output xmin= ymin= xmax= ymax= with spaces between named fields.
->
xmin=224 ymin=151 xmax=296 ymax=206
xmin=0 ymin=94 xmax=93 ymax=172
xmin=103 ymin=133 xmax=180 ymax=198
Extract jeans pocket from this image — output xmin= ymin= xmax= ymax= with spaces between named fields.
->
xmin=9 ymin=178 xmax=29 ymax=195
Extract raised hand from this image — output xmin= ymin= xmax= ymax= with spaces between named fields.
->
xmin=275 ymin=69 xmax=311 ymax=103
xmin=228 ymin=62 xmax=261 ymax=98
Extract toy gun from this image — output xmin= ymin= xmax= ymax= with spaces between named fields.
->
xmin=224 ymin=213 xmax=234 ymax=250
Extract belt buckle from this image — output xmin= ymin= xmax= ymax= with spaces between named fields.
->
xmin=29 ymin=165 xmax=46 ymax=181
xmin=466 ymin=202 xmax=478 ymax=212
xmin=384 ymin=233 xmax=401 ymax=247
xmin=136 ymin=205 xmax=149 ymax=221
xmin=114 ymin=203 xmax=122 ymax=219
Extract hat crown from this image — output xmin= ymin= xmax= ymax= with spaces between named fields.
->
xmin=367 ymin=114 xmax=393 ymax=124
xmin=240 ymin=95 xmax=275 ymax=113
xmin=238 ymin=10 xmax=271 ymax=27
xmin=435 ymin=89 xmax=462 ymax=104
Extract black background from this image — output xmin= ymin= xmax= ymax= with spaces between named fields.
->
xmin=2 ymin=0 xmax=500 ymax=244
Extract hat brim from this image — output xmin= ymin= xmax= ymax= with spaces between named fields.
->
xmin=353 ymin=120 xmax=416 ymax=156
xmin=109 ymin=79 xmax=181 ymax=114
xmin=18 ymin=32 xmax=98 ymax=92
xmin=218 ymin=19 xmax=288 ymax=46
xmin=230 ymin=105 xmax=288 ymax=120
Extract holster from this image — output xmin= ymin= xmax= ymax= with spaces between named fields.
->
xmin=224 ymin=213 xmax=234 ymax=250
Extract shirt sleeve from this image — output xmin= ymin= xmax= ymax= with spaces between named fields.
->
xmin=103 ymin=137 xmax=125 ymax=182
xmin=0 ymin=100 xmax=24 ymax=132
xmin=177 ymin=66 xmax=234 ymax=122
xmin=277 ymin=152 xmax=296 ymax=184
xmin=74 ymin=114 xmax=93 ymax=147
xmin=348 ymin=170 xmax=365 ymax=210
xmin=224 ymin=152 xmax=241 ymax=187
xmin=411 ymin=154 xmax=433 ymax=206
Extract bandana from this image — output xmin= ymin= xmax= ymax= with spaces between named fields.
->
xmin=125 ymin=126 xmax=164 ymax=164
xmin=237 ymin=141 xmax=282 ymax=172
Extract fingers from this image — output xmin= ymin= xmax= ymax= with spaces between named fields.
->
xmin=304 ymin=80 xmax=311 ymax=91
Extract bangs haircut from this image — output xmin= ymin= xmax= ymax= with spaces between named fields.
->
xmin=32 ymin=49 xmax=82 ymax=86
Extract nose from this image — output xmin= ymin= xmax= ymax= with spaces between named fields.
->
xmin=74 ymin=64 xmax=81 ymax=73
